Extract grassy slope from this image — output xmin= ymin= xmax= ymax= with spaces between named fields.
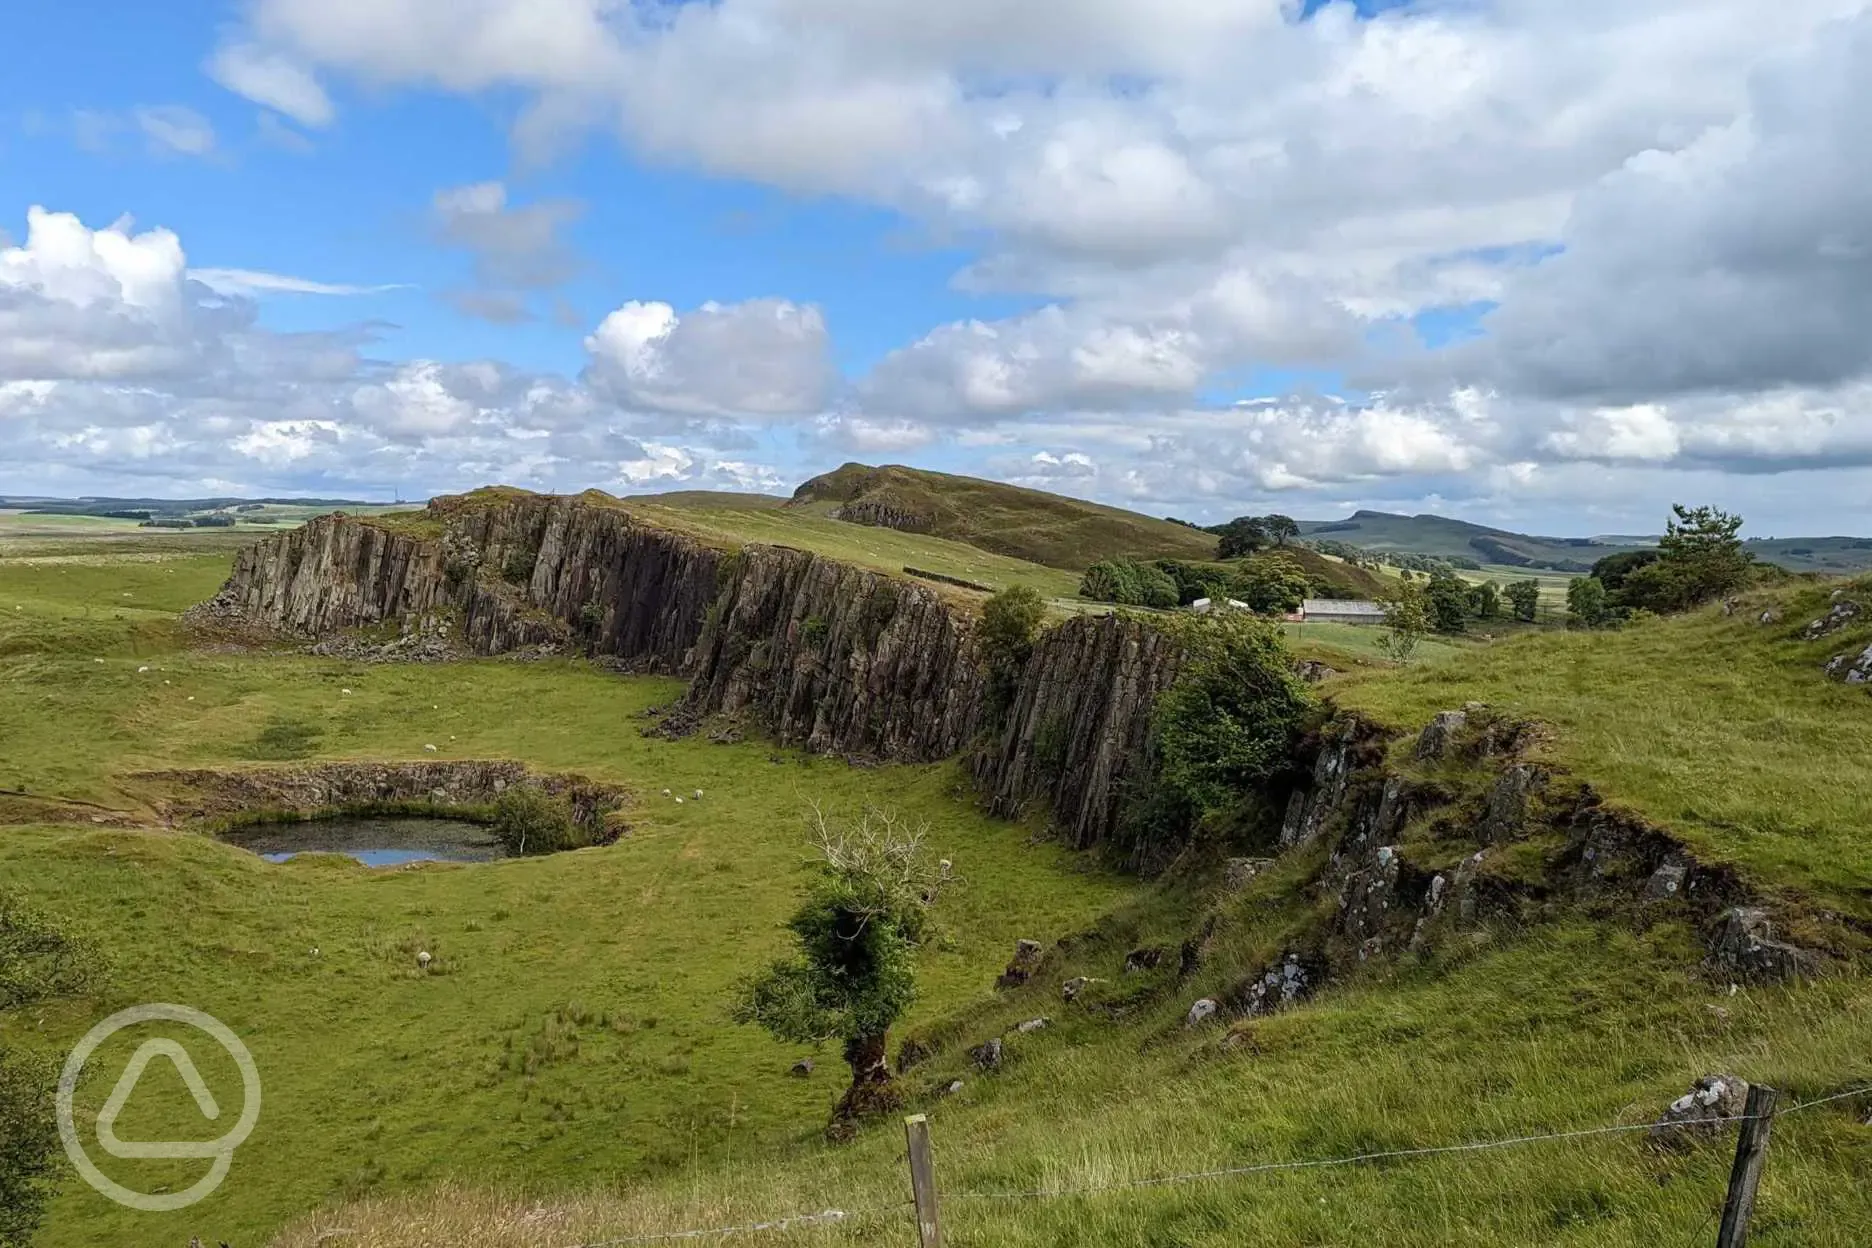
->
xmin=8 ymin=526 xmax=1871 ymax=1248
xmin=0 ymin=542 xmax=1130 ymax=1246
xmin=1329 ymin=577 xmax=1872 ymax=921
xmin=788 ymin=463 xmax=1220 ymax=571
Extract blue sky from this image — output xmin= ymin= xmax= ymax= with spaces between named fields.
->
xmin=2 ymin=0 xmax=1868 ymax=535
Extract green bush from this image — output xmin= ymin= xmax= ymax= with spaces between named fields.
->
xmin=1230 ymin=553 xmax=1311 ymax=615
xmin=1152 ymin=613 xmax=1315 ymax=817
xmin=1079 ymin=557 xmax=1178 ymax=608
xmin=801 ymin=615 xmax=830 ymax=647
xmin=492 ymin=786 xmax=581 ymax=856
xmin=977 ymin=585 xmax=1046 ymax=718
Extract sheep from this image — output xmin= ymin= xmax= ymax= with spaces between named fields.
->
xmin=692 ymin=789 xmax=704 ymax=800
xmin=309 ymin=947 xmax=321 ymax=957
xmin=137 ymin=665 xmax=150 ymax=674
xmin=417 ymin=951 xmax=432 ymax=969
xmin=341 ymin=688 xmax=353 ymax=696
xmin=939 ymin=858 xmax=953 ymax=879
xmin=661 ymin=788 xmax=672 ymax=797
xmin=674 ymin=796 xmax=685 ymax=804
xmin=424 ymin=744 xmax=438 ymax=753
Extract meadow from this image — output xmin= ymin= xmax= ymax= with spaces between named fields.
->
xmin=2 ymin=517 xmax=1869 ymax=1247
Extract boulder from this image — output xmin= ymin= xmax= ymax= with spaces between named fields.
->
xmin=1235 ymin=953 xmax=1314 ymax=1016
xmin=1643 ymin=862 xmax=1689 ymax=902
xmin=1650 ymin=1074 xmax=1749 ymax=1148
xmin=1757 ymin=609 xmax=1782 ymax=626
xmin=1294 ymin=660 xmax=1338 ymax=683
xmin=1062 ymin=976 xmax=1090 ymax=1002
xmin=1186 ymin=998 xmax=1219 ymax=1027
xmin=1415 ymin=710 xmax=1468 ymax=761
xmin=942 ymin=1079 xmax=965 ymax=1097
xmin=996 ymin=939 xmax=1045 ymax=989
xmin=1706 ymin=907 xmax=1819 ymax=981
xmin=1480 ymin=764 xmax=1547 ymax=843
xmin=789 ymin=1058 xmax=814 ymax=1078
xmin=1824 ymin=642 xmax=1872 ymax=685
xmin=1804 ymin=599 xmax=1862 ymax=641
xmin=1014 ymin=1017 xmax=1050 ymax=1034
xmin=970 ymin=1038 xmax=1004 ymax=1071
xmin=1123 ymin=946 xmax=1165 ymax=975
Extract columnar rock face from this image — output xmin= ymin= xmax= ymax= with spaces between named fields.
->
xmin=681 ymin=546 xmax=987 ymax=760
xmin=202 ymin=491 xmax=1187 ymax=845
xmin=971 ymin=613 xmax=1184 ymax=850
xmin=215 ymin=513 xmax=450 ymax=635
xmin=202 ymin=492 xmax=723 ymax=672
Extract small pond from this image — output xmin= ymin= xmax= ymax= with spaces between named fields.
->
xmin=223 ymin=816 xmax=506 ymax=867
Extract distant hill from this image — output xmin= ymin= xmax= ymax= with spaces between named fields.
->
xmin=1297 ymin=510 xmax=1641 ymax=573
xmin=3 ymin=494 xmax=388 ymax=517
xmin=1298 ymin=509 xmax=1872 ymax=575
xmin=789 ymin=463 xmax=1220 ymax=571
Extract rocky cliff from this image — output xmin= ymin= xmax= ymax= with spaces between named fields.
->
xmin=200 ymin=491 xmax=723 ymax=673
xmin=200 ymin=489 xmax=1182 ymax=842
xmin=971 ymin=614 xmax=1183 ymax=850
xmin=679 ymin=547 xmax=987 ymax=760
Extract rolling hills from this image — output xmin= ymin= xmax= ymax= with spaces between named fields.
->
xmin=788 ymin=462 xmax=1221 ymax=570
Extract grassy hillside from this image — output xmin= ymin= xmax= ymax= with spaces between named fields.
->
xmin=1331 ymin=577 xmax=1872 ymax=921
xmin=1300 ymin=510 xmax=1872 ymax=576
xmin=789 ymin=462 xmax=1220 ymax=570
xmin=1299 ymin=510 xmax=1643 ymax=572
xmin=6 ymin=518 xmax=1869 ymax=1248
xmin=0 ymin=538 xmax=1130 ymax=1246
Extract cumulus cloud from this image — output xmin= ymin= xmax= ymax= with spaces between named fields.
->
xmin=584 ymin=298 xmax=836 ymax=417
xmin=0 ymin=206 xmax=789 ymax=501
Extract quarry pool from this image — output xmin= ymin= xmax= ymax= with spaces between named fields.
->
xmin=223 ymin=816 xmax=506 ymax=866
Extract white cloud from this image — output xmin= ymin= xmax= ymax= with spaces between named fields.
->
xmin=132 ymin=106 xmax=218 ymax=158
xmin=584 ymin=298 xmax=835 ymax=417
xmin=189 ymin=268 xmax=405 ymax=297
xmin=208 ymin=43 xmax=335 ymax=127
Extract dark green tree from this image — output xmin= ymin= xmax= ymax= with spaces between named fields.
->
xmin=1262 ymin=514 xmax=1300 ymax=547
xmin=735 ymin=806 xmax=947 ymax=1130
xmin=1505 ymin=579 xmax=1541 ymax=622
xmin=491 ymin=786 xmax=579 ymax=855
xmin=1617 ymin=505 xmax=1752 ymax=613
xmin=1567 ymin=576 xmax=1610 ymax=628
xmin=1152 ymin=613 xmax=1315 ymax=816
xmin=1231 ymin=553 xmax=1312 ymax=615
xmin=1469 ymin=580 xmax=1502 ymax=621
xmin=1216 ymin=517 xmax=1271 ymax=559
xmin=978 ymin=584 xmax=1046 ymax=716
xmin=1425 ymin=573 xmax=1472 ymax=633
xmin=1077 ymin=557 xmax=1178 ymax=608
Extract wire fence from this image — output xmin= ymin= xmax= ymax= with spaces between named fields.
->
xmin=539 ymin=1082 xmax=1871 ymax=1247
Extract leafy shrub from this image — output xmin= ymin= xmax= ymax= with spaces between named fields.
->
xmin=977 ymin=585 xmax=1046 ymax=717
xmin=1079 ymin=557 xmax=1179 ymax=608
xmin=1153 ymin=559 xmax=1231 ymax=606
xmin=1151 ymin=613 xmax=1315 ymax=817
xmin=1230 ymin=553 xmax=1311 ymax=615
xmin=801 ymin=615 xmax=830 ymax=647
xmin=1505 ymin=579 xmax=1541 ymax=622
xmin=492 ymin=786 xmax=580 ymax=856
xmin=501 ymin=548 xmax=537 ymax=585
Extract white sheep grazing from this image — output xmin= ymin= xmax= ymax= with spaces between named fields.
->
xmin=417 ymin=950 xmax=432 ymax=969
xmin=693 ymin=789 xmax=703 ymax=800
xmin=424 ymin=744 xmax=438 ymax=753
xmin=341 ymin=688 xmax=353 ymax=696
xmin=674 ymin=796 xmax=685 ymax=804
xmin=310 ymin=947 xmax=321 ymax=958
xmin=137 ymin=665 xmax=150 ymax=674
xmin=661 ymin=788 xmax=672 ymax=797
xmin=939 ymin=858 xmax=953 ymax=878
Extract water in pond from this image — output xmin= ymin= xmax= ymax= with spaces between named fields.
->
xmin=224 ymin=816 xmax=506 ymax=867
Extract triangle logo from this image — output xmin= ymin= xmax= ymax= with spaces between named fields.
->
xmin=95 ymin=1039 xmax=226 ymax=1161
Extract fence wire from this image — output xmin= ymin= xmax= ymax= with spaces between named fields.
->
xmin=540 ymin=1082 xmax=1871 ymax=1246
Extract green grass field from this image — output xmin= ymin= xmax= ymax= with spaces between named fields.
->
xmin=3 ymin=519 xmax=1869 ymax=1248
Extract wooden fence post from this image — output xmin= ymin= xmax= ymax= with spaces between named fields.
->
xmin=1716 ymin=1083 xmax=1779 ymax=1248
xmin=904 ymin=1113 xmax=941 ymax=1248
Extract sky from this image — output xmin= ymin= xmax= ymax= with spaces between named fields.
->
xmin=2 ymin=0 xmax=1871 ymax=537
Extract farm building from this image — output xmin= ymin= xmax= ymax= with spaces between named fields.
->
xmin=1189 ymin=596 xmax=1251 ymax=614
xmin=1300 ymin=598 xmax=1387 ymax=624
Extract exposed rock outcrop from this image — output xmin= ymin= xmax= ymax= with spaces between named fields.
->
xmin=680 ymin=547 xmax=984 ymax=761
xmin=132 ymin=760 xmax=626 ymax=833
xmin=1824 ymin=642 xmax=1872 ymax=685
xmin=972 ymin=613 xmax=1184 ymax=851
